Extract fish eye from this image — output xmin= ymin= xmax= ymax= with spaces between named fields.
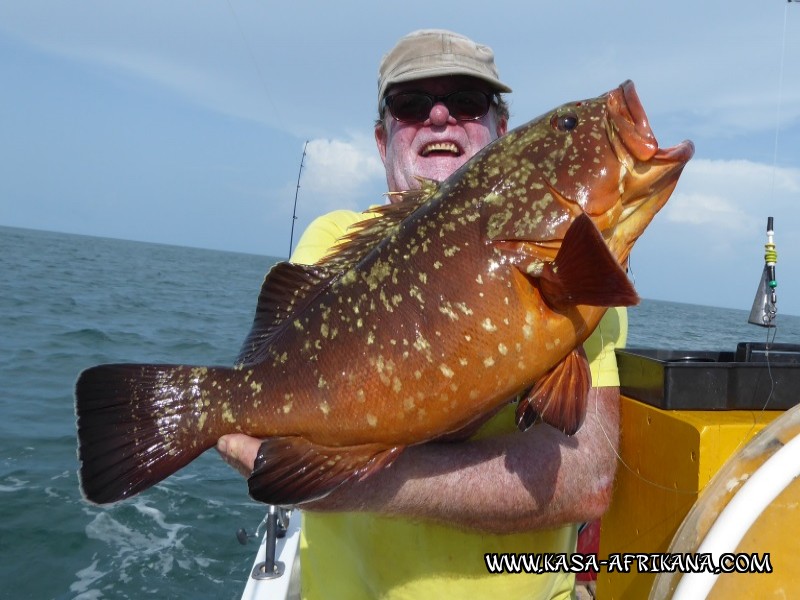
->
xmin=551 ymin=112 xmax=579 ymax=132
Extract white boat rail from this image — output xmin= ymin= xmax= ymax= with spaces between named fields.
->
xmin=240 ymin=508 xmax=301 ymax=600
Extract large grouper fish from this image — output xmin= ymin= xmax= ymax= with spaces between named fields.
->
xmin=76 ymin=80 xmax=693 ymax=506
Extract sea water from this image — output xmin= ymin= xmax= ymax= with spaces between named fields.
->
xmin=2 ymin=225 xmax=799 ymax=599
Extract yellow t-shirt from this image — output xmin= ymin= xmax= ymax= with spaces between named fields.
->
xmin=292 ymin=209 xmax=627 ymax=600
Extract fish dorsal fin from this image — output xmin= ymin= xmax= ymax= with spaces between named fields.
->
xmin=237 ymin=261 xmax=336 ymax=364
xmin=319 ymin=181 xmax=438 ymax=271
xmin=239 ymin=183 xmax=438 ymax=364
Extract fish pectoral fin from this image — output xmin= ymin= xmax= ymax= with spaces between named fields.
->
xmin=521 ymin=213 xmax=639 ymax=310
xmin=247 ymin=437 xmax=403 ymax=506
xmin=515 ymin=347 xmax=591 ymax=436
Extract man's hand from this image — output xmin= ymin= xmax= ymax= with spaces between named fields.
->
xmin=216 ymin=434 xmax=261 ymax=477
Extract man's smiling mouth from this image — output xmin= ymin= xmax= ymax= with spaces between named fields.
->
xmin=421 ymin=142 xmax=461 ymax=156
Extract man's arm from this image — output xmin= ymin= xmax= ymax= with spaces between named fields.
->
xmin=216 ymin=385 xmax=619 ymax=534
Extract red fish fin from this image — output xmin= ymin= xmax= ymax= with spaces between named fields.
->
xmin=76 ymin=363 xmax=231 ymax=504
xmin=516 ymin=347 xmax=591 ymax=435
xmin=536 ymin=213 xmax=639 ymax=309
xmin=238 ymin=262 xmax=336 ymax=363
xmin=247 ymin=437 xmax=403 ymax=505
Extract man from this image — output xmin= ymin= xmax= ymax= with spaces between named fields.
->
xmin=218 ymin=29 xmax=625 ymax=599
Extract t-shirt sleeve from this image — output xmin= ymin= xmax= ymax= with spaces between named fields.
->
xmin=290 ymin=210 xmax=366 ymax=265
xmin=583 ymin=306 xmax=628 ymax=388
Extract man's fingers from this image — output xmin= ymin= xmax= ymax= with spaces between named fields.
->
xmin=216 ymin=434 xmax=261 ymax=477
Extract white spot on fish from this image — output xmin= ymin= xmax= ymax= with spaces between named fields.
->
xmin=222 ymin=403 xmax=236 ymax=424
xmin=439 ymin=304 xmax=459 ymax=321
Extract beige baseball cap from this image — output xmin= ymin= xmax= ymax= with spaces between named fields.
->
xmin=377 ymin=29 xmax=512 ymax=110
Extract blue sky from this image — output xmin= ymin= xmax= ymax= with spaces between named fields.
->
xmin=1 ymin=1 xmax=799 ymax=316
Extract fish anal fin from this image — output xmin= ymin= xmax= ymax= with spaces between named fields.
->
xmin=516 ymin=347 xmax=591 ymax=435
xmin=532 ymin=213 xmax=639 ymax=309
xmin=248 ymin=437 xmax=403 ymax=506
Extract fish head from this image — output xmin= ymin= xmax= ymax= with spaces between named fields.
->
xmin=479 ymin=80 xmax=693 ymax=264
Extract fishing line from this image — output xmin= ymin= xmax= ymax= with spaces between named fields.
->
xmin=769 ymin=2 xmax=790 ymax=199
xmin=591 ymin=323 xmax=700 ymax=496
xmin=223 ymin=0 xmax=282 ymax=119
xmin=735 ymin=0 xmax=794 ymax=455
xmin=596 ymin=313 xmax=782 ymax=496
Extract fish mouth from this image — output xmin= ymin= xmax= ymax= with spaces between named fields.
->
xmin=610 ymin=81 xmax=694 ymax=213
xmin=605 ymin=81 xmax=695 ymax=260
xmin=420 ymin=141 xmax=462 ymax=157
xmin=611 ymin=80 xmax=694 ymax=166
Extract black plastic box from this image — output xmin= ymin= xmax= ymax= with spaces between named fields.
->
xmin=616 ymin=343 xmax=800 ymax=410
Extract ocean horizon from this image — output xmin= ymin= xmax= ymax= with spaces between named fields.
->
xmin=7 ymin=224 xmax=796 ymax=319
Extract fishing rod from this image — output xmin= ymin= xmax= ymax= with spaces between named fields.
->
xmin=289 ymin=141 xmax=309 ymax=258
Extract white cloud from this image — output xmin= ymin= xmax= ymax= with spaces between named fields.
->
xmin=665 ymin=159 xmax=800 ymax=234
xmin=666 ymin=192 xmax=750 ymax=232
xmin=301 ymin=136 xmax=386 ymax=212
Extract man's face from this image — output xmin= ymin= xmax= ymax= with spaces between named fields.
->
xmin=375 ymin=76 xmax=508 ymax=196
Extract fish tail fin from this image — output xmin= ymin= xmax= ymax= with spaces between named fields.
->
xmin=539 ymin=212 xmax=639 ymax=309
xmin=75 ymin=363 xmax=233 ymax=504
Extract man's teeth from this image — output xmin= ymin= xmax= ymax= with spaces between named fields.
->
xmin=421 ymin=142 xmax=459 ymax=156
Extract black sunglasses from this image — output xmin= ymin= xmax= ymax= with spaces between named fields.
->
xmin=382 ymin=90 xmax=496 ymax=123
